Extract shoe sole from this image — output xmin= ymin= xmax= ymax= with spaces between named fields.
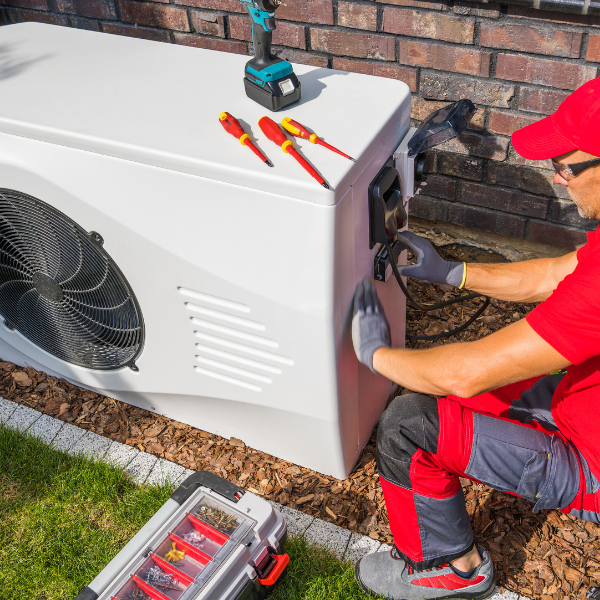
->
xmin=354 ymin=562 xmax=496 ymax=600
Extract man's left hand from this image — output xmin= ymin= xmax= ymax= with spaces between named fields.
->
xmin=352 ymin=278 xmax=391 ymax=373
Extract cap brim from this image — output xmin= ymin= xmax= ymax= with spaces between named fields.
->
xmin=511 ymin=114 xmax=577 ymax=160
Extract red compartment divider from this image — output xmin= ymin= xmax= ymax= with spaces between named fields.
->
xmin=169 ymin=532 xmax=212 ymax=564
xmin=150 ymin=553 xmax=194 ymax=586
xmin=132 ymin=575 xmax=171 ymax=600
xmin=187 ymin=512 xmax=230 ymax=544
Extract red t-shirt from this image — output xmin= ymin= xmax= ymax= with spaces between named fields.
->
xmin=527 ymin=227 xmax=600 ymax=481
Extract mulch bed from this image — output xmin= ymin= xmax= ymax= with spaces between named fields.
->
xmin=0 ymin=242 xmax=597 ymax=599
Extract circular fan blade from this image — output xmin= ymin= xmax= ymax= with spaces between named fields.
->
xmin=0 ymin=189 xmax=144 ymax=370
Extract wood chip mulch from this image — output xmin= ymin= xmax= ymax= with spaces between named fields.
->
xmin=0 ymin=243 xmax=597 ymax=599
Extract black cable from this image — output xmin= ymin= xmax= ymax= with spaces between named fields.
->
xmin=384 ymin=242 xmax=491 ymax=341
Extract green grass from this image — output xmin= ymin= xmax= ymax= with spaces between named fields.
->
xmin=0 ymin=424 xmax=369 ymax=600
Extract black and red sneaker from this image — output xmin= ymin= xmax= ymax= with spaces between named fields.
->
xmin=355 ymin=546 xmax=495 ymax=599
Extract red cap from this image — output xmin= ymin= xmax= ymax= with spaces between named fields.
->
xmin=511 ymin=78 xmax=600 ymax=160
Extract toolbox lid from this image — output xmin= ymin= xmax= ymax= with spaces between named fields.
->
xmin=0 ymin=23 xmax=411 ymax=206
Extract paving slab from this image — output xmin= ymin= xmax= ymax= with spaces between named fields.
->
xmin=26 ymin=413 xmax=64 ymax=445
xmin=146 ymin=458 xmax=186 ymax=488
xmin=5 ymin=404 xmax=42 ymax=432
xmin=51 ymin=421 xmax=87 ymax=452
xmin=304 ymin=518 xmax=351 ymax=560
xmin=0 ymin=397 xmax=17 ymax=424
xmin=277 ymin=505 xmax=314 ymax=537
xmin=344 ymin=533 xmax=381 ymax=562
xmin=103 ymin=441 xmax=139 ymax=470
xmin=124 ymin=452 xmax=157 ymax=485
xmin=70 ymin=431 xmax=112 ymax=460
xmin=172 ymin=468 xmax=195 ymax=489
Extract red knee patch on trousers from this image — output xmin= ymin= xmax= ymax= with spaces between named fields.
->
xmin=380 ymin=475 xmax=423 ymax=564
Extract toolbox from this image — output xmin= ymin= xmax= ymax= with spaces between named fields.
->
xmin=75 ymin=472 xmax=288 ymax=600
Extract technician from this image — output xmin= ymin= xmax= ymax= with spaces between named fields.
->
xmin=352 ymin=78 xmax=600 ymax=600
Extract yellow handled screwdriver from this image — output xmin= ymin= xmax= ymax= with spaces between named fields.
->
xmin=281 ymin=118 xmax=355 ymax=162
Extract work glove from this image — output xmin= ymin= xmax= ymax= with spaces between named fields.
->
xmin=352 ymin=278 xmax=391 ymax=373
xmin=395 ymin=231 xmax=465 ymax=288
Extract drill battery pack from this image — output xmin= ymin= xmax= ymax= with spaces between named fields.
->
xmin=75 ymin=472 xmax=288 ymax=600
xmin=243 ymin=73 xmax=301 ymax=112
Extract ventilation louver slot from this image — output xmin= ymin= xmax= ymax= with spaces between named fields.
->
xmin=0 ymin=189 xmax=144 ymax=370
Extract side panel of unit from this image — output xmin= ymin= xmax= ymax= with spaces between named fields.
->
xmin=0 ymin=132 xmax=349 ymax=477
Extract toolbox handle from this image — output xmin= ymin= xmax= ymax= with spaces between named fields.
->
xmin=170 ymin=471 xmax=245 ymax=505
xmin=257 ymin=553 xmax=289 ymax=586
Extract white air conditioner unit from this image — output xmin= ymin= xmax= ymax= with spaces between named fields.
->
xmin=0 ymin=23 xmax=410 ymax=479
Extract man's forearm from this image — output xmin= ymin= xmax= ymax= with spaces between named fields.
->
xmin=372 ymin=319 xmax=571 ymax=398
xmin=464 ymin=252 xmax=577 ymax=302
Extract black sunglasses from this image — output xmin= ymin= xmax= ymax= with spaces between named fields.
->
xmin=552 ymin=157 xmax=600 ymax=181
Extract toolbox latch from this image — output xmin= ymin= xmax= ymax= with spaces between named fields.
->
xmin=254 ymin=546 xmax=290 ymax=586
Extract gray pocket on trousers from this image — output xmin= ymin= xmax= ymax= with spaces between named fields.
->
xmin=465 ymin=413 xmax=579 ymax=510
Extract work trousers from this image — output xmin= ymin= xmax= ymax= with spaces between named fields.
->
xmin=377 ymin=374 xmax=600 ymax=570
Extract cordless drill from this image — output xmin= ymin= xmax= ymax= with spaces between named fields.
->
xmin=239 ymin=0 xmax=301 ymax=111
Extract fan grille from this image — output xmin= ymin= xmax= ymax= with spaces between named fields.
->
xmin=0 ymin=189 xmax=144 ymax=370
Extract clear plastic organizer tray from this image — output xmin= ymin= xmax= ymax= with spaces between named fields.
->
xmin=111 ymin=492 xmax=255 ymax=600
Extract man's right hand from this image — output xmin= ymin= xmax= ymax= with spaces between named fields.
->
xmin=395 ymin=231 xmax=465 ymax=288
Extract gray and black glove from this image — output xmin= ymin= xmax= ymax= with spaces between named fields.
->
xmin=395 ymin=231 xmax=465 ymax=288
xmin=352 ymin=278 xmax=391 ymax=373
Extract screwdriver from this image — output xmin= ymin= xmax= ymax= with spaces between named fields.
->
xmin=219 ymin=112 xmax=273 ymax=167
xmin=258 ymin=116 xmax=330 ymax=189
xmin=281 ymin=118 xmax=355 ymax=162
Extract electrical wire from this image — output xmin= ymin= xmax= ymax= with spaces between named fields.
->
xmin=384 ymin=242 xmax=491 ymax=341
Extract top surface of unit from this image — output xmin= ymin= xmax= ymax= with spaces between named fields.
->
xmin=0 ymin=23 xmax=411 ymax=206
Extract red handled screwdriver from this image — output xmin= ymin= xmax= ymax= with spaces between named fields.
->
xmin=219 ymin=112 xmax=273 ymax=167
xmin=258 ymin=116 xmax=330 ymax=189
xmin=281 ymin=118 xmax=355 ymax=162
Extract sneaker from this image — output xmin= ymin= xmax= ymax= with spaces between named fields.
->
xmin=354 ymin=546 xmax=495 ymax=600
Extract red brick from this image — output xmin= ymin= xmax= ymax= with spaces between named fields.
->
xmin=376 ymin=0 xmax=446 ymax=8
xmin=453 ymin=1 xmax=500 ymax=18
xmin=276 ymin=0 xmax=333 ymax=25
xmin=437 ymin=153 xmax=483 ymax=181
xmin=487 ymin=162 xmax=568 ymax=198
xmin=175 ymin=0 xmax=244 ymax=12
xmin=229 ymin=16 xmax=306 ymax=49
xmin=191 ymin=12 xmax=226 ymax=38
xmin=437 ymin=131 xmax=509 ymax=161
xmin=422 ymin=175 xmax=456 ymax=200
xmin=103 ymin=22 xmax=170 ymax=42
xmin=488 ymin=111 xmax=538 ymax=136
xmin=0 ymin=10 xmax=6 ymax=25
xmin=508 ymin=148 xmax=554 ymax=170
xmin=528 ymin=221 xmax=587 ymax=250
xmin=337 ymin=2 xmax=377 ymax=31
xmin=420 ymin=73 xmax=514 ymax=108
xmin=56 ymin=0 xmax=116 ymax=19
xmin=518 ymin=86 xmax=569 ymax=115
xmin=495 ymin=54 xmax=596 ymax=90
xmin=508 ymin=5 xmax=600 ymax=26
xmin=6 ymin=8 xmax=68 ymax=25
xmin=333 ymin=57 xmax=417 ymax=91
xmin=399 ymin=40 xmax=490 ymax=77
xmin=410 ymin=97 xmax=484 ymax=130
xmin=272 ymin=48 xmax=328 ymax=67
xmin=2 ymin=0 xmax=48 ymax=9
xmin=70 ymin=17 xmax=102 ymax=30
xmin=311 ymin=29 xmax=395 ymax=61
xmin=443 ymin=203 xmax=527 ymax=238
xmin=480 ymin=23 xmax=582 ymax=58
xmin=174 ymin=33 xmax=247 ymax=55
xmin=383 ymin=8 xmax=474 ymax=44
xmin=587 ymin=34 xmax=600 ymax=63
xmin=119 ymin=2 xmax=189 ymax=32
xmin=551 ymin=199 xmax=599 ymax=228
xmin=461 ymin=182 xmax=548 ymax=218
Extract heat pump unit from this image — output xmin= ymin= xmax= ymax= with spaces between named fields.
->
xmin=0 ymin=23 xmax=411 ymax=479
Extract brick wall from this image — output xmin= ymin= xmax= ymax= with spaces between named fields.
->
xmin=1 ymin=0 xmax=599 ymax=250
